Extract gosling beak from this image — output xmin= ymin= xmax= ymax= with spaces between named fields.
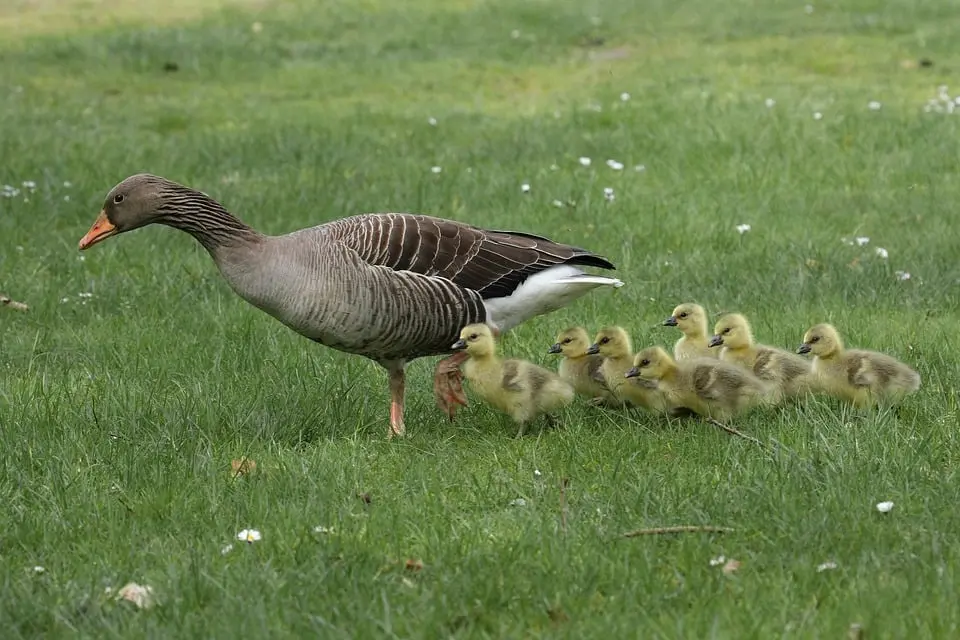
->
xmin=708 ymin=335 xmax=724 ymax=348
xmin=796 ymin=343 xmax=812 ymax=355
xmin=450 ymin=339 xmax=467 ymax=351
xmin=624 ymin=367 xmax=640 ymax=379
xmin=663 ymin=316 xmax=678 ymax=327
xmin=547 ymin=343 xmax=562 ymax=354
xmin=585 ymin=343 xmax=600 ymax=355
xmin=78 ymin=210 xmax=118 ymax=250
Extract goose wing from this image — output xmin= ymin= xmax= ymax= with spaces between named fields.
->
xmin=330 ymin=213 xmax=615 ymax=299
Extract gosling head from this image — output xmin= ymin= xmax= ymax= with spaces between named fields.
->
xmin=664 ymin=303 xmax=708 ymax=337
xmin=587 ymin=326 xmax=632 ymax=358
xmin=548 ymin=327 xmax=592 ymax=357
xmin=798 ymin=323 xmax=842 ymax=357
xmin=709 ymin=313 xmax=753 ymax=349
xmin=451 ymin=323 xmax=497 ymax=358
xmin=625 ymin=346 xmax=674 ymax=380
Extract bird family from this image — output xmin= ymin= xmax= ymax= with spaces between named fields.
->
xmin=451 ymin=304 xmax=920 ymax=436
xmin=78 ymin=174 xmax=920 ymax=438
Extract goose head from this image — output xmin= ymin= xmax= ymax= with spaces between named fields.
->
xmin=79 ymin=174 xmax=176 ymax=250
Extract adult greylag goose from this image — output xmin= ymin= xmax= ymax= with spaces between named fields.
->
xmin=78 ymin=174 xmax=623 ymax=438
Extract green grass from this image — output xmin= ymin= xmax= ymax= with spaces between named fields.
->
xmin=2 ymin=0 xmax=960 ymax=636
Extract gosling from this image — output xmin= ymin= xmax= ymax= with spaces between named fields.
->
xmin=548 ymin=327 xmax=615 ymax=405
xmin=797 ymin=323 xmax=920 ymax=407
xmin=709 ymin=313 xmax=814 ymax=402
xmin=587 ymin=326 xmax=669 ymax=412
xmin=663 ymin=303 xmax=717 ymax=360
xmin=626 ymin=346 xmax=773 ymax=420
xmin=453 ymin=324 xmax=574 ymax=436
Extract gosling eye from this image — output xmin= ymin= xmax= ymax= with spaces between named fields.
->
xmin=562 ymin=338 xmax=572 ymax=345
xmin=468 ymin=333 xmax=478 ymax=340
xmin=599 ymin=337 xmax=610 ymax=345
xmin=113 ymin=193 xmax=125 ymax=205
xmin=723 ymin=328 xmax=731 ymax=335
xmin=639 ymin=359 xmax=650 ymax=367
xmin=810 ymin=336 xmax=820 ymax=343
xmin=678 ymin=312 xmax=688 ymax=319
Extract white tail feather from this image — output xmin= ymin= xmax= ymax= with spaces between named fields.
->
xmin=483 ymin=265 xmax=625 ymax=333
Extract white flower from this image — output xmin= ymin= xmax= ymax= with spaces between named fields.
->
xmin=813 ymin=112 xmax=823 ymax=120
xmin=875 ymin=247 xmax=888 ymax=259
xmin=735 ymin=223 xmax=751 ymax=234
xmin=855 ymin=236 xmax=870 ymax=246
xmin=63 ymin=195 xmax=70 ymax=201
xmin=220 ymin=544 xmax=234 ymax=555
xmin=63 ymin=181 xmax=72 ymax=188
xmin=116 ymin=582 xmax=155 ymax=609
xmin=427 ymin=117 xmax=437 ymax=126
xmin=895 ymin=270 xmax=911 ymax=281
xmin=709 ymin=555 xmax=726 ymax=566
xmin=606 ymin=159 xmax=624 ymax=171
xmin=313 ymin=525 xmax=334 ymax=534
xmin=551 ymin=199 xmax=564 ymax=208
xmin=620 ymin=92 xmax=631 ymax=102
xmin=251 ymin=22 xmax=263 ymax=33
xmin=868 ymin=101 xmax=882 ymax=111
xmin=805 ymin=4 xmax=814 ymax=14
xmin=816 ymin=561 xmax=838 ymax=572
xmin=765 ymin=98 xmax=776 ymax=108
xmin=32 ymin=566 xmax=45 ymax=574
xmin=634 ymin=164 xmax=646 ymax=172
xmin=533 ymin=469 xmax=542 ymax=477
xmin=603 ymin=187 xmax=615 ymax=202
xmin=430 ymin=166 xmax=442 ymax=174
xmin=510 ymin=29 xmax=520 ymax=39
xmin=509 ymin=498 xmax=526 ymax=507
xmin=876 ymin=501 xmax=894 ymax=513
xmin=78 ymin=292 xmax=93 ymax=298
xmin=521 ymin=183 xmax=531 ymax=193
xmin=549 ymin=163 xmax=559 ymax=171
xmin=60 ymin=297 xmax=69 ymax=303
xmin=22 ymin=180 xmax=36 ymax=189
xmin=237 ymin=528 xmax=262 ymax=543
xmin=578 ymin=156 xmax=592 ymax=167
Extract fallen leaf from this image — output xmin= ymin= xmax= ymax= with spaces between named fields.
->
xmin=404 ymin=558 xmax=424 ymax=572
xmin=230 ymin=458 xmax=257 ymax=477
xmin=358 ymin=492 xmax=372 ymax=504
xmin=116 ymin=582 xmax=155 ymax=609
xmin=722 ymin=559 xmax=741 ymax=575
xmin=547 ymin=606 xmax=569 ymax=623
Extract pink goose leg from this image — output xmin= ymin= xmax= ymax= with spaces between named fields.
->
xmin=388 ymin=366 xmax=406 ymax=438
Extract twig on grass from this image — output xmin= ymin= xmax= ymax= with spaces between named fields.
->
xmin=622 ymin=525 xmax=735 ymax=538
xmin=1 ymin=294 xmax=29 ymax=312
xmin=704 ymin=417 xmax=764 ymax=447
xmin=559 ymin=477 xmax=569 ymax=534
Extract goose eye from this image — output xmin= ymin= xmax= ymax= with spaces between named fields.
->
xmin=562 ymin=338 xmax=572 ymax=344
xmin=678 ymin=312 xmax=688 ymax=319
xmin=810 ymin=336 xmax=820 ymax=343
xmin=469 ymin=333 xmax=478 ymax=340
xmin=640 ymin=359 xmax=650 ymax=367
xmin=113 ymin=193 xmax=125 ymax=205
xmin=600 ymin=337 xmax=610 ymax=345
xmin=723 ymin=328 xmax=731 ymax=335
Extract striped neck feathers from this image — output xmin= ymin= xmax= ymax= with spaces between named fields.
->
xmin=154 ymin=184 xmax=262 ymax=252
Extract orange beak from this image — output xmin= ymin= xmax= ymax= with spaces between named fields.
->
xmin=78 ymin=210 xmax=117 ymax=250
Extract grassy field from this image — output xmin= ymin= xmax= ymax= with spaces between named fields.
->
xmin=2 ymin=0 xmax=960 ymax=636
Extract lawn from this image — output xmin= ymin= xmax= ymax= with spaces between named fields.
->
xmin=2 ymin=0 xmax=960 ymax=636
